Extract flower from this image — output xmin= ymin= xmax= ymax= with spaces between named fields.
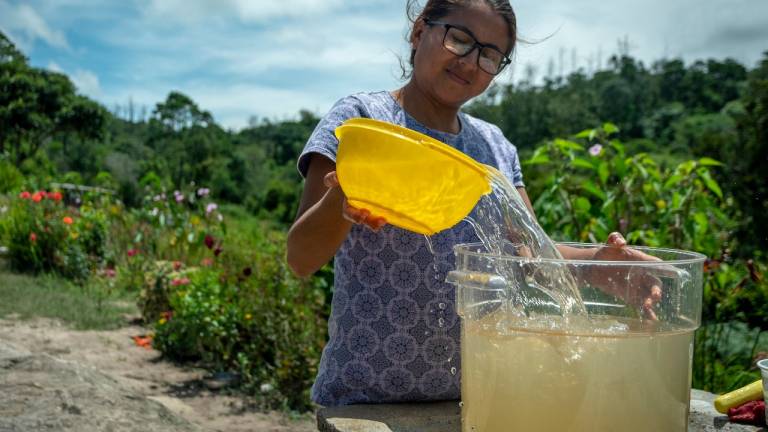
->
xmin=158 ymin=318 xmax=167 ymax=325
xmin=204 ymin=234 xmax=215 ymax=249
xmin=19 ymin=191 xmax=31 ymax=199
xmin=588 ymin=144 xmax=603 ymax=156
xmin=102 ymin=268 xmax=117 ymax=278
xmin=214 ymin=246 xmax=222 ymax=257
xmin=161 ymin=311 xmax=173 ymax=321
xmin=197 ymin=187 xmax=210 ymax=197
xmin=127 ymin=249 xmax=139 ymax=257
xmin=170 ymin=277 xmax=190 ymax=286
xmin=50 ymin=191 xmax=63 ymax=202
xmin=244 ymin=313 xmax=253 ymax=321
xmin=173 ymin=261 xmax=183 ymax=271
xmin=655 ymin=199 xmax=667 ymax=210
xmin=29 ymin=232 xmax=37 ymax=243
xmin=32 ymin=192 xmax=44 ymax=202
xmin=174 ymin=190 xmax=184 ymax=203
xmin=206 ymin=203 xmax=218 ymax=215
xmin=62 ymin=216 xmax=74 ymax=225
xmin=201 ymin=257 xmax=213 ymax=267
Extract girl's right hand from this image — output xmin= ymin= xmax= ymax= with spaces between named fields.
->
xmin=323 ymin=171 xmax=387 ymax=232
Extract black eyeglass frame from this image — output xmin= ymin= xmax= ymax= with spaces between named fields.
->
xmin=424 ymin=19 xmax=512 ymax=75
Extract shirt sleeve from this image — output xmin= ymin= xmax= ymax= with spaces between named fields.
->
xmin=489 ymin=124 xmax=525 ymax=187
xmin=297 ymin=95 xmax=368 ymax=178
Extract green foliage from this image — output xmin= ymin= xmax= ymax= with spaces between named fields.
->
xmin=2 ymin=189 xmax=107 ymax=282
xmin=153 ymin=230 xmax=327 ymax=411
xmin=524 ymin=123 xmax=736 ymax=258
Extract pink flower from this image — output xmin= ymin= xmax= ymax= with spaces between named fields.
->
xmin=170 ymin=277 xmax=190 ymax=286
xmin=197 ymin=188 xmax=210 ymax=197
xmin=127 ymin=249 xmax=139 ymax=257
xmin=204 ymin=234 xmax=215 ymax=249
xmin=103 ymin=268 xmax=117 ymax=278
xmin=173 ymin=261 xmax=183 ymax=271
xmin=174 ymin=190 xmax=184 ymax=203
xmin=206 ymin=203 xmax=218 ymax=215
xmin=29 ymin=232 xmax=37 ymax=243
xmin=19 ymin=191 xmax=31 ymax=199
xmin=200 ymin=257 xmax=213 ymax=267
xmin=588 ymin=144 xmax=603 ymax=156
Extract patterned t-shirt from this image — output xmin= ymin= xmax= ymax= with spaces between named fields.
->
xmin=297 ymin=91 xmax=524 ymax=406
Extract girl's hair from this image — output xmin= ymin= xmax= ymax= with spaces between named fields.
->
xmin=401 ymin=0 xmax=518 ymax=79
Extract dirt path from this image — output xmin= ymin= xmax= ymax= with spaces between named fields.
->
xmin=0 ymin=315 xmax=316 ymax=432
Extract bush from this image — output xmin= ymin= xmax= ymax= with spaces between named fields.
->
xmin=153 ymin=230 xmax=327 ymax=411
xmin=2 ymin=189 xmax=107 ymax=282
xmin=523 ymin=123 xmax=736 ymax=258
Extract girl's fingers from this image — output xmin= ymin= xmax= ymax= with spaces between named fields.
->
xmin=607 ymin=232 xmax=627 ymax=247
xmin=324 ymin=171 xmax=340 ymax=188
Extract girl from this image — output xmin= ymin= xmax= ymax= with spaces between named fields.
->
xmin=287 ymin=0 xmax=660 ymax=406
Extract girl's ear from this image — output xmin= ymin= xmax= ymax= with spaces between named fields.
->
xmin=410 ymin=18 xmax=427 ymax=50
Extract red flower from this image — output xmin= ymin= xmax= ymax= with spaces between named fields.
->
xmin=29 ymin=232 xmax=37 ymax=243
xmin=19 ymin=191 xmax=31 ymax=199
xmin=200 ymin=257 xmax=213 ymax=267
xmin=173 ymin=261 xmax=183 ymax=271
xmin=50 ymin=191 xmax=63 ymax=202
xmin=127 ymin=249 xmax=139 ymax=257
xmin=31 ymin=192 xmax=44 ymax=203
xmin=160 ymin=311 xmax=173 ymax=321
xmin=204 ymin=234 xmax=215 ymax=249
xmin=62 ymin=216 xmax=74 ymax=225
xmin=102 ymin=268 xmax=117 ymax=278
xmin=214 ymin=246 xmax=222 ymax=257
xmin=170 ymin=277 xmax=190 ymax=286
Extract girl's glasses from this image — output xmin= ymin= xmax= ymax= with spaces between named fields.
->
xmin=425 ymin=19 xmax=511 ymax=76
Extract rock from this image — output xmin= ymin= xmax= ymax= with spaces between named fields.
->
xmin=317 ymin=390 xmax=765 ymax=432
xmin=0 ymin=340 xmax=201 ymax=432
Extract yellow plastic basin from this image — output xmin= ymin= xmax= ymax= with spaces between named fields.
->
xmin=334 ymin=118 xmax=493 ymax=235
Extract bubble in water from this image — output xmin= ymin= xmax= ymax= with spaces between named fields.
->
xmin=438 ymin=302 xmax=447 ymax=310
xmin=459 ymin=401 xmax=464 ymax=408
xmin=438 ymin=317 xmax=445 ymax=327
xmin=450 ymin=367 xmax=457 ymax=375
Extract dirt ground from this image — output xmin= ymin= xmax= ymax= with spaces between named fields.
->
xmin=0 ymin=315 xmax=316 ymax=432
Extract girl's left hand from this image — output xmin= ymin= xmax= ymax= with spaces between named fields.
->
xmin=588 ymin=232 xmax=663 ymax=320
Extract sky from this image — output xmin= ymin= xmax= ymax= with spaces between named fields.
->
xmin=1 ymin=0 xmax=767 ymax=130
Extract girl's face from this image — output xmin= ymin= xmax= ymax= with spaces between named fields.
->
xmin=410 ymin=2 xmax=511 ymax=108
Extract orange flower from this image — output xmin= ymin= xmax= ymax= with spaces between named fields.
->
xmin=50 ymin=191 xmax=63 ymax=202
xmin=29 ymin=232 xmax=37 ymax=243
xmin=31 ymin=192 xmax=44 ymax=203
xmin=62 ymin=216 xmax=74 ymax=225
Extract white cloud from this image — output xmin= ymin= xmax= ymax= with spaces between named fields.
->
xmin=71 ymin=68 xmax=102 ymax=98
xmin=141 ymin=0 xmax=347 ymax=24
xmin=0 ymin=2 xmax=69 ymax=49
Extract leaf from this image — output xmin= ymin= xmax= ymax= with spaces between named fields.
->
xmin=698 ymin=157 xmax=724 ymax=167
xmin=573 ymin=196 xmax=591 ymax=214
xmin=524 ymin=146 xmax=550 ymax=165
xmin=571 ymin=158 xmax=595 ymax=170
xmin=554 ymin=138 xmax=584 ymax=151
xmin=575 ymin=129 xmax=593 ymax=139
xmin=698 ymin=168 xmax=723 ymax=199
xmin=664 ymin=174 xmax=683 ymax=189
xmin=598 ymin=162 xmax=609 ymax=184
xmin=693 ymin=212 xmax=709 ymax=234
xmin=581 ymin=180 xmax=607 ymax=201
xmin=602 ymin=122 xmax=620 ymax=135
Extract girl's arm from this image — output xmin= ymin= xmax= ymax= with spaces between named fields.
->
xmin=287 ymin=154 xmax=386 ymax=277
xmin=287 ymin=154 xmax=353 ymax=277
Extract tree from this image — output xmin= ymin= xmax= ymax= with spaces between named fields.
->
xmin=0 ymin=31 xmax=107 ymax=165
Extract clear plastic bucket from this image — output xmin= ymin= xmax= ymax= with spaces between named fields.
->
xmin=447 ymin=242 xmax=705 ymax=432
